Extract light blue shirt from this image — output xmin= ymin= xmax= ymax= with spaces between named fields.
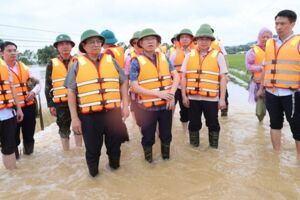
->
xmin=265 ymin=33 xmax=299 ymax=96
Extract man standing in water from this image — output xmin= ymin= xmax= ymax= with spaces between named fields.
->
xmin=0 ymin=41 xmax=23 ymax=169
xmin=130 ymin=28 xmax=179 ymax=163
xmin=45 ymin=34 xmax=82 ymax=151
xmin=2 ymin=41 xmax=40 ymax=158
xmin=181 ymin=24 xmax=227 ymax=148
xmin=65 ymin=30 xmax=129 ymax=177
xmin=257 ymin=10 xmax=300 ymax=153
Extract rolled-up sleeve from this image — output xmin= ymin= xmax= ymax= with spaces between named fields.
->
xmin=130 ymin=59 xmax=139 ymax=81
xmin=64 ymin=61 xmax=78 ymax=90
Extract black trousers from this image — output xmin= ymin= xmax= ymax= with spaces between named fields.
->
xmin=16 ymin=104 xmax=36 ymax=147
xmin=175 ymin=88 xmax=189 ymax=122
xmin=138 ymin=107 xmax=172 ymax=147
xmin=188 ymin=100 xmax=220 ymax=133
xmin=266 ymin=91 xmax=300 ymax=140
xmin=0 ymin=116 xmax=17 ymax=154
xmin=79 ymin=108 xmax=128 ymax=168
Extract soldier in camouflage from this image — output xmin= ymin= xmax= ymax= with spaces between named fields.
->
xmin=45 ymin=34 xmax=83 ymax=151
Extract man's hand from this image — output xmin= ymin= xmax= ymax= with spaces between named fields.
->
xmin=72 ymin=117 xmax=82 ymax=135
xmin=49 ymin=107 xmax=57 ymax=116
xmin=122 ymin=106 xmax=130 ymax=121
xmin=25 ymin=91 xmax=36 ymax=102
xmin=182 ymin=95 xmax=190 ymax=108
xmin=16 ymin=108 xmax=24 ymax=122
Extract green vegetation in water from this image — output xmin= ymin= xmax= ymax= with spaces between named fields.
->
xmin=227 ymin=53 xmax=251 ymax=88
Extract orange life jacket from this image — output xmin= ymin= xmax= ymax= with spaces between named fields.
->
xmin=137 ymin=52 xmax=172 ymax=108
xmin=76 ymin=55 xmax=121 ymax=114
xmin=186 ymin=49 xmax=220 ymax=97
xmin=251 ymin=45 xmax=265 ymax=83
xmin=169 ymin=46 xmax=176 ymax=57
xmin=130 ymin=49 xmax=140 ymax=60
xmin=0 ymin=59 xmax=14 ymax=110
xmin=51 ymin=56 xmax=77 ymax=104
xmin=264 ymin=35 xmax=300 ymax=90
xmin=10 ymin=62 xmax=34 ymax=107
xmin=211 ymin=40 xmax=221 ymax=51
xmin=104 ymin=46 xmax=125 ymax=68
xmin=174 ymin=48 xmax=191 ymax=78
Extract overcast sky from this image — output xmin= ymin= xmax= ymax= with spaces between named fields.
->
xmin=0 ymin=0 xmax=299 ymax=52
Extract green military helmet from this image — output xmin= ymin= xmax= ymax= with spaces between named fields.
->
xmin=101 ymin=29 xmax=118 ymax=45
xmin=176 ymin=29 xmax=193 ymax=41
xmin=171 ymin=33 xmax=178 ymax=43
xmin=79 ymin=29 xmax=105 ymax=53
xmin=129 ymin=31 xmax=141 ymax=46
xmin=194 ymin=24 xmax=215 ymax=41
xmin=53 ymin=34 xmax=75 ymax=48
xmin=137 ymin=28 xmax=161 ymax=48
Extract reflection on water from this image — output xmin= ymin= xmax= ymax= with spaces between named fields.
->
xmin=1 ymin=70 xmax=300 ymax=199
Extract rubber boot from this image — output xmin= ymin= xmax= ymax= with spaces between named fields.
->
xmin=23 ymin=142 xmax=34 ymax=155
xmin=161 ymin=143 xmax=170 ymax=160
xmin=15 ymin=147 xmax=20 ymax=160
xmin=189 ymin=131 xmax=199 ymax=147
xmin=209 ymin=131 xmax=219 ymax=149
xmin=143 ymin=146 xmax=153 ymax=163
xmin=109 ymin=156 xmax=120 ymax=170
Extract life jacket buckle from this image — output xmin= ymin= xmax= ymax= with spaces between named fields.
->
xmin=271 ymin=60 xmax=277 ymax=64
xmin=97 ymin=78 xmax=104 ymax=83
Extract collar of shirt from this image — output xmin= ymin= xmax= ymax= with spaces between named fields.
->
xmin=181 ymin=46 xmax=191 ymax=55
xmin=58 ymin=55 xmax=71 ymax=66
xmin=85 ymin=54 xmax=103 ymax=66
xmin=276 ymin=32 xmax=294 ymax=47
xmin=198 ymin=47 xmax=212 ymax=58
xmin=8 ymin=62 xmax=19 ymax=75
xmin=142 ymin=51 xmax=157 ymax=65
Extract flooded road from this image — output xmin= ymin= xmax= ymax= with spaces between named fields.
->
xmin=0 ymin=80 xmax=299 ymax=200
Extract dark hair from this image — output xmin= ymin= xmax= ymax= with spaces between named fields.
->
xmin=275 ymin=10 xmax=297 ymax=23
xmin=0 ymin=41 xmax=17 ymax=52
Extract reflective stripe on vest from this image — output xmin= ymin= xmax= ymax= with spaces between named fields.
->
xmin=10 ymin=62 xmax=34 ymax=107
xmin=137 ymin=52 xmax=172 ymax=108
xmin=264 ymin=36 xmax=300 ymax=90
xmin=0 ymin=59 xmax=15 ymax=110
xmin=186 ymin=49 xmax=220 ymax=97
xmin=51 ymin=57 xmax=76 ymax=103
xmin=252 ymin=45 xmax=265 ymax=83
xmin=76 ymin=55 xmax=121 ymax=114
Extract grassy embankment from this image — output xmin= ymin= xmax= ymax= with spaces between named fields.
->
xmin=227 ymin=53 xmax=251 ymax=89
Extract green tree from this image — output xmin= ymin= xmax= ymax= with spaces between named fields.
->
xmin=17 ymin=49 xmax=36 ymax=65
xmin=37 ymin=45 xmax=58 ymax=65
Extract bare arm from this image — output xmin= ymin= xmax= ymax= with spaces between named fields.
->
xmin=219 ymin=74 xmax=227 ymax=109
xmin=257 ymin=67 xmax=266 ymax=97
xmin=170 ymin=69 xmax=179 ymax=95
xmin=68 ymin=88 xmax=82 ymax=134
xmin=180 ymin=72 xmax=189 ymax=108
xmin=11 ymin=84 xmax=23 ymax=122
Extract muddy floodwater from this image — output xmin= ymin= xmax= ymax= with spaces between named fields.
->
xmin=0 ymin=77 xmax=299 ymax=199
